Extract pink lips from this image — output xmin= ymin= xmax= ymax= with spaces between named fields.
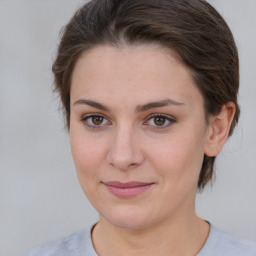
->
xmin=103 ymin=181 xmax=154 ymax=198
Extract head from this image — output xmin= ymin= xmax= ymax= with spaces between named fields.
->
xmin=52 ymin=0 xmax=239 ymax=190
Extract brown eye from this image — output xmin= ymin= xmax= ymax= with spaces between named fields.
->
xmin=91 ymin=116 xmax=104 ymax=125
xmin=153 ymin=116 xmax=166 ymax=126
xmin=82 ymin=114 xmax=109 ymax=127
xmin=146 ymin=114 xmax=175 ymax=128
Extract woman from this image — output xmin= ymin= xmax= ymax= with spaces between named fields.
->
xmin=22 ymin=0 xmax=256 ymax=255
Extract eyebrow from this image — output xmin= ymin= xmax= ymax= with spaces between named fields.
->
xmin=135 ymin=98 xmax=185 ymax=112
xmin=73 ymin=99 xmax=109 ymax=111
xmin=73 ymin=98 xmax=184 ymax=112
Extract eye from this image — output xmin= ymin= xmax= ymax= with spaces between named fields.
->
xmin=81 ymin=114 xmax=110 ymax=128
xmin=146 ymin=114 xmax=175 ymax=128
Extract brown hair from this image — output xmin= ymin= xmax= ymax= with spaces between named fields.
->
xmin=52 ymin=0 xmax=240 ymax=190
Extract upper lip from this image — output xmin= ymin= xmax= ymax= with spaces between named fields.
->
xmin=103 ymin=181 xmax=154 ymax=188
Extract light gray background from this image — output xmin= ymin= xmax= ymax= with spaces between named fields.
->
xmin=0 ymin=0 xmax=255 ymax=255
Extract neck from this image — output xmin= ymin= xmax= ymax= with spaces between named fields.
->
xmin=92 ymin=213 xmax=209 ymax=256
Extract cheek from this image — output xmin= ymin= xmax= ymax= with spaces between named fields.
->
xmin=147 ymin=130 xmax=206 ymax=184
xmin=70 ymin=133 xmax=107 ymax=204
xmin=70 ymin=128 xmax=106 ymax=181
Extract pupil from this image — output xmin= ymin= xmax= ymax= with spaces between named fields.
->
xmin=92 ymin=116 xmax=103 ymax=125
xmin=154 ymin=117 xmax=165 ymax=126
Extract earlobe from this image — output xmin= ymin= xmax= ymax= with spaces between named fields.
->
xmin=204 ymin=102 xmax=236 ymax=157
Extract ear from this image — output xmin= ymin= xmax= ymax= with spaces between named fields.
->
xmin=204 ymin=102 xmax=236 ymax=157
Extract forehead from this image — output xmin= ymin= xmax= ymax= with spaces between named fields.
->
xmin=72 ymin=44 xmax=185 ymax=83
xmin=70 ymin=45 xmax=203 ymax=108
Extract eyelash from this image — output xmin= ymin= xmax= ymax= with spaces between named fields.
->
xmin=81 ymin=113 xmax=110 ymax=129
xmin=145 ymin=114 xmax=176 ymax=128
xmin=81 ymin=113 xmax=176 ymax=129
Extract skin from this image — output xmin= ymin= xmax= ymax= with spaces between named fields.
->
xmin=69 ymin=45 xmax=235 ymax=256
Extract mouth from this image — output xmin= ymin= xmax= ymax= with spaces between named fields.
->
xmin=102 ymin=181 xmax=155 ymax=198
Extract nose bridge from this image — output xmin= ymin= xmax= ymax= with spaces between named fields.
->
xmin=107 ymin=123 xmax=144 ymax=170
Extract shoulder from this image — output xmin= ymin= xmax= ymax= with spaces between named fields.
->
xmin=198 ymin=224 xmax=256 ymax=256
xmin=20 ymin=226 xmax=97 ymax=256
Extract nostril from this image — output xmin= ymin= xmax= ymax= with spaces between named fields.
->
xmin=106 ymin=148 xmax=144 ymax=170
xmin=128 ymin=163 xmax=138 ymax=168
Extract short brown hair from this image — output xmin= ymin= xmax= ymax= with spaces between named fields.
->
xmin=52 ymin=0 xmax=240 ymax=189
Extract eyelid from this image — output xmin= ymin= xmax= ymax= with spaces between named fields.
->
xmin=81 ymin=113 xmax=111 ymax=128
xmin=80 ymin=112 xmax=176 ymax=129
xmin=144 ymin=113 xmax=176 ymax=127
xmin=81 ymin=112 xmax=102 ymax=120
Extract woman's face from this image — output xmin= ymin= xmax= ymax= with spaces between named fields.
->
xmin=70 ymin=45 xmax=210 ymax=229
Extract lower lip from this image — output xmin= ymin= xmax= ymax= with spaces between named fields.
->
xmin=104 ymin=184 xmax=154 ymax=198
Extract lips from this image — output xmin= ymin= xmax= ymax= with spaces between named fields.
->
xmin=103 ymin=181 xmax=154 ymax=198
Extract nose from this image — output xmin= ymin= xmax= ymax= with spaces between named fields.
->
xmin=106 ymin=125 xmax=144 ymax=170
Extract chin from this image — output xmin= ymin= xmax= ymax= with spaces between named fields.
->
xmin=100 ymin=204 xmax=158 ymax=230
